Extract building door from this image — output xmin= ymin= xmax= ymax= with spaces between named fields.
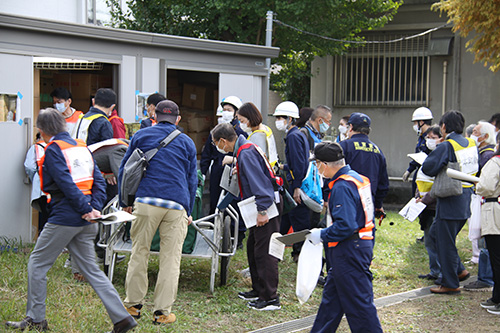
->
xmin=0 ymin=53 xmax=33 ymax=242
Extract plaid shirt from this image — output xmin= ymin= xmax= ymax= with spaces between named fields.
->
xmin=136 ymin=197 xmax=183 ymax=211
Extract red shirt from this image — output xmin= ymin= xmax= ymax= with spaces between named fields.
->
xmin=108 ymin=109 xmax=126 ymax=139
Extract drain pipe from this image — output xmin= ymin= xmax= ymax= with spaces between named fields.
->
xmin=442 ymin=60 xmax=448 ymax=115
xmin=263 ymin=11 xmax=273 ymax=125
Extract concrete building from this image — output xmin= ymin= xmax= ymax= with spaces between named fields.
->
xmin=310 ymin=0 xmax=499 ymax=205
xmin=0 ymin=12 xmax=279 ymax=241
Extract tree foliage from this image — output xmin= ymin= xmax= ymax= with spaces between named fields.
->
xmin=433 ymin=0 xmax=500 ymax=72
xmin=107 ymin=0 xmax=400 ymax=106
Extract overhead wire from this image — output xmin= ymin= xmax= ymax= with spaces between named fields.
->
xmin=273 ymin=19 xmax=452 ymax=44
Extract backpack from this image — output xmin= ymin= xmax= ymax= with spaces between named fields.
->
xmin=299 ymin=161 xmax=324 ymax=213
xmin=120 ymin=129 xmax=181 ymax=206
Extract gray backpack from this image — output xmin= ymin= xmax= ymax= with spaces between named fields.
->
xmin=120 ymin=129 xmax=181 ymax=206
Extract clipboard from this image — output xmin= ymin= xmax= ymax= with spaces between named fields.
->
xmin=219 ymin=165 xmax=240 ymax=197
xmin=275 ymin=230 xmax=311 ymax=246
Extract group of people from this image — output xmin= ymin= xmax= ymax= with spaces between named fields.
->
xmin=21 ymin=85 xmax=500 ymax=331
xmin=404 ymin=108 xmax=500 ymax=316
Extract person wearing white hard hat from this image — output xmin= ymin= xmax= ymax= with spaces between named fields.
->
xmin=403 ymin=107 xmax=434 ymax=187
xmin=273 ymin=101 xmax=311 ymax=262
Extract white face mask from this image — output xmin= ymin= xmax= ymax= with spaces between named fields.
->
xmin=215 ymin=140 xmax=228 ymax=154
xmin=54 ymin=102 xmax=66 ymax=113
xmin=217 ymin=117 xmax=229 ymax=125
xmin=317 ymin=162 xmax=328 ymax=178
xmin=413 ymin=124 xmax=421 ymax=135
xmin=470 ymin=134 xmax=481 ymax=146
xmin=426 ymin=138 xmax=438 ymax=151
xmin=275 ymin=119 xmax=288 ymax=132
xmin=222 ymin=111 xmax=234 ymax=122
xmin=338 ymin=125 xmax=348 ymax=135
xmin=239 ymin=122 xmax=252 ymax=133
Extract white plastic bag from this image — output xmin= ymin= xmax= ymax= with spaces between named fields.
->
xmin=296 ymin=239 xmax=323 ymax=304
xmin=468 ymin=193 xmax=482 ymax=241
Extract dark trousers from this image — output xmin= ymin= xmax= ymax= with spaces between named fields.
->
xmin=485 ymin=235 xmax=500 ymax=303
xmin=280 ymin=202 xmax=311 ymax=256
xmin=432 ymin=217 xmax=466 ymax=289
xmin=312 ymin=239 xmax=382 ymax=333
xmin=247 ymin=216 xmax=280 ymax=301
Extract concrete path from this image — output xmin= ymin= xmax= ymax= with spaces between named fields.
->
xmin=250 ymin=276 xmax=478 ymax=333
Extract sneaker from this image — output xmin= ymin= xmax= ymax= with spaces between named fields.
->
xmin=153 ymin=311 xmax=176 ymax=325
xmin=464 ymin=280 xmax=493 ymax=292
xmin=238 ymin=290 xmax=259 ymax=301
xmin=458 ymin=270 xmax=470 ymax=281
xmin=248 ymin=297 xmax=281 ymax=311
xmin=480 ymin=298 xmax=498 ymax=309
xmin=317 ymin=275 xmax=326 ymax=287
xmin=125 ymin=304 xmax=142 ymax=319
xmin=416 ymin=236 xmax=424 ymax=244
xmin=487 ymin=304 xmax=500 ymax=315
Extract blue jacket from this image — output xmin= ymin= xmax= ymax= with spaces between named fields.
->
xmin=235 ymin=136 xmax=275 ymax=211
xmin=85 ymin=107 xmax=113 ymax=145
xmin=283 ymin=126 xmax=310 ymax=191
xmin=340 ymin=134 xmax=389 ymax=209
xmin=118 ymin=122 xmax=198 ymax=214
xmin=321 ymin=165 xmax=369 ymax=243
xmin=407 ymin=131 xmax=430 ymax=174
xmin=140 ymin=117 xmax=154 ymax=129
xmin=41 ymin=132 xmax=107 ymax=227
xmin=479 ymin=144 xmax=496 ymax=175
xmin=421 ymin=132 xmax=475 ymax=220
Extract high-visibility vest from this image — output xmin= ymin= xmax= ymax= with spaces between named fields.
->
xmin=416 ymin=168 xmax=434 ymax=197
xmin=327 ymin=173 xmax=375 ymax=247
xmin=448 ymin=138 xmax=478 ymax=188
xmin=38 ymin=139 xmax=94 ymax=201
xmin=34 ymin=140 xmax=46 ymax=163
xmin=74 ymin=113 xmax=108 ymax=143
xmin=236 ymin=142 xmax=283 ymax=199
xmin=247 ymin=125 xmax=279 ymax=167
xmin=65 ymin=110 xmax=83 ymax=138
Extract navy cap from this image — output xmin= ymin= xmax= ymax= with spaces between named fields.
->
xmin=155 ymin=100 xmax=179 ymax=123
xmin=312 ymin=142 xmax=344 ymax=162
xmin=348 ymin=112 xmax=371 ymax=128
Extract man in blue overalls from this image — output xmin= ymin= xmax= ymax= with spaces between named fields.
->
xmin=308 ymin=142 xmax=382 ymax=333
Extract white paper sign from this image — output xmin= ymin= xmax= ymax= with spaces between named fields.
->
xmin=269 ymin=233 xmax=285 ymax=260
xmin=398 ymin=198 xmax=427 ymax=222
xmin=237 ymin=196 xmax=279 ymax=228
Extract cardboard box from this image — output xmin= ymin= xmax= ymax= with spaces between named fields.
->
xmin=187 ymin=131 xmax=210 ymax=154
xmin=182 ymin=83 xmax=212 ymax=110
xmin=71 ymin=73 xmax=93 ymax=99
xmin=72 ymin=99 xmax=91 ymax=113
xmin=188 ymin=114 xmax=214 ymax=133
xmin=167 ymin=87 xmax=183 ymax=106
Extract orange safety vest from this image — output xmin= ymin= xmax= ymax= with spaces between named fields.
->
xmin=34 ymin=140 xmax=46 ymax=163
xmin=327 ymin=173 xmax=375 ymax=247
xmin=38 ymin=139 xmax=95 ymax=201
xmin=66 ymin=110 xmax=84 ymax=138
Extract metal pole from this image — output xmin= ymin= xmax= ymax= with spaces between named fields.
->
xmin=263 ymin=10 xmax=273 ymax=124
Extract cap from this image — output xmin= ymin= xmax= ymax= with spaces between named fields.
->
xmin=312 ymin=142 xmax=344 ymax=162
xmin=155 ymin=100 xmax=179 ymax=123
xmin=348 ymin=112 xmax=371 ymax=128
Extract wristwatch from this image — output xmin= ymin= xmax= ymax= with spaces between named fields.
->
xmin=257 ymin=210 xmax=268 ymax=216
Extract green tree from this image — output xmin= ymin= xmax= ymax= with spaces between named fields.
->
xmin=433 ymin=0 xmax=500 ymax=72
xmin=108 ymin=0 xmax=400 ymax=106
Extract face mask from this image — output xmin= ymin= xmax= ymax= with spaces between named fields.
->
xmin=54 ymin=102 xmax=66 ymax=113
xmin=215 ymin=140 xmax=228 ymax=154
xmin=217 ymin=117 xmax=229 ymax=125
xmin=338 ymin=125 xmax=348 ymax=135
xmin=319 ymin=120 xmax=330 ymax=133
xmin=222 ymin=111 xmax=234 ymax=122
xmin=470 ymin=134 xmax=481 ymax=146
xmin=426 ymin=138 xmax=438 ymax=151
xmin=275 ymin=119 xmax=288 ymax=132
xmin=413 ymin=124 xmax=421 ymax=135
xmin=239 ymin=122 xmax=252 ymax=133
xmin=317 ymin=162 xmax=327 ymax=178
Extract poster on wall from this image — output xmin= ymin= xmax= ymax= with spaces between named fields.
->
xmin=0 ymin=93 xmax=19 ymax=123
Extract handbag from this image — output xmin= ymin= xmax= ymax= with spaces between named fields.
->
xmin=119 ymin=129 xmax=181 ymax=206
xmin=299 ymin=161 xmax=324 ymax=213
xmin=281 ymin=188 xmax=297 ymax=215
xmin=429 ymin=162 xmax=462 ymax=198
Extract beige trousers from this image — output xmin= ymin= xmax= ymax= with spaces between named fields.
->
xmin=124 ymin=202 xmax=188 ymax=314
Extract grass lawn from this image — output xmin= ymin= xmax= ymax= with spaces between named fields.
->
xmin=0 ymin=211 xmax=476 ymax=332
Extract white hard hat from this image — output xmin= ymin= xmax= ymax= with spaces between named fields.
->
xmin=220 ymin=96 xmax=243 ymax=110
xmin=412 ymin=107 xmax=433 ymax=121
xmin=273 ymin=101 xmax=299 ymax=118
xmin=216 ymin=105 xmax=223 ymax=117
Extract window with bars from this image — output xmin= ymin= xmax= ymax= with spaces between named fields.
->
xmin=333 ymin=34 xmax=430 ymax=106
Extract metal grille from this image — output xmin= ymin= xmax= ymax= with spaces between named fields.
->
xmin=333 ymin=34 xmax=430 ymax=106
xmin=33 ymin=62 xmax=103 ymax=70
